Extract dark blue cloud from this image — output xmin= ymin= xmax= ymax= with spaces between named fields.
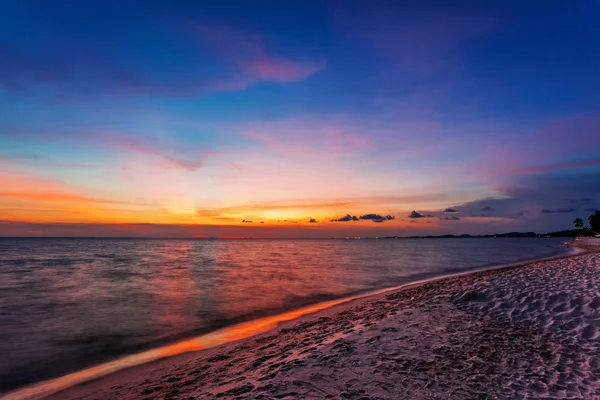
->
xmin=359 ymin=214 xmax=395 ymax=222
xmin=408 ymin=211 xmax=424 ymax=219
xmin=451 ymin=171 xmax=600 ymax=229
xmin=443 ymin=208 xmax=458 ymax=213
xmin=567 ymin=198 xmax=594 ymax=204
xmin=541 ymin=208 xmax=576 ymax=214
xmin=331 ymin=214 xmax=359 ymax=222
xmin=331 ymin=213 xmax=395 ymax=222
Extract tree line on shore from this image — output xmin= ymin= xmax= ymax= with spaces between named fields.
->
xmin=573 ymin=209 xmax=600 ymax=236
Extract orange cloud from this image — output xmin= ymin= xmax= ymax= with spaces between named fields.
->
xmin=0 ymin=170 xmax=118 ymax=205
xmin=0 ymin=169 xmax=157 ymax=223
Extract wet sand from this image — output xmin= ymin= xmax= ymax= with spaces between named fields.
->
xmin=7 ymin=239 xmax=600 ymax=399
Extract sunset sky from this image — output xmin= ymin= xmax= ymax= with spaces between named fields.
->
xmin=1 ymin=0 xmax=599 ymax=237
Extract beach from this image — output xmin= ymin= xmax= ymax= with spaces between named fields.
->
xmin=6 ymin=238 xmax=600 ymax=399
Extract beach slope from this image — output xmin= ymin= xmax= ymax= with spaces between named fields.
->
xmin=35 ymin=240 xmax=600 ymax=399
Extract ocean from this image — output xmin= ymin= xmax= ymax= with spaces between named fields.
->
xmin=0 ymin=237 xmax=569 ymax=392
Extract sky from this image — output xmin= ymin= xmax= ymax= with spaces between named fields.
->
xmin=1 ymin=0 xmax=599 ymax=238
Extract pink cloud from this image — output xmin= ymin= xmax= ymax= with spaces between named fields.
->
xmin=460 ymin=113 xmax=600 ymax=183
xmin=191 ymin=25 xmax=325 ymax=90
xmin=512 ymin=158 xmax=600 ymax=175
xmin=238 ymin=111 xmax=449 ymax=173
xmin=100 ymin=132 xmax=214 ymax=172
xmin=243 ymin=116 xmax=373 ymax=158
xmin=248 ymin=57 xmax=326 ymax=83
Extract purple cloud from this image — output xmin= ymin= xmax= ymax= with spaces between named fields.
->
xmin=541 ymin=208 xmax=576 ymax=214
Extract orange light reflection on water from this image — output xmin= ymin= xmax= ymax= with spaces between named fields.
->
xmin=1 ymin=296 xmax=351 ymax=400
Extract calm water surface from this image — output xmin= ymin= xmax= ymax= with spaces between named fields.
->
xmin=0 ymin=238 xmax=568 ymax=391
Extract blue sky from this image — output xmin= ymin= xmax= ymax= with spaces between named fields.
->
xmin=1 ymin=0 xmax=599 ymax=237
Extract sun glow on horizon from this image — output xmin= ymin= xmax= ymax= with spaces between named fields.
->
xmin=164 ymin=205 xmax=198 ymax=216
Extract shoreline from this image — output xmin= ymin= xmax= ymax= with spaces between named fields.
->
xmin=1 ymin=240 xmax=586 ymax=400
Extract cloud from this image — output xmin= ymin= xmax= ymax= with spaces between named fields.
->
xmin=443 ymin=208 xmax=458 ymax=213
xmin=247 ymin=57 xmax=326 ymax=84
xmin=309 ymin=218 xmax=317 ymax=223
xmin=241 ymin=219 xmax=253 ymax=223
xmin=359 ymin=213 xmax=395 ymax=222
xmin=467 ymin=114 xmax=600 ymax=182
xmin=586 ymin=207 xmax=599 ymax=213
xmin=191 ymin=25 xmax=325 ymax=92
xmin=0 ymin=169 xmax=139 ymax=207
xmin=541 ymin=208 xmax=577 ymax=214
xmin=439 ymin=216 xmax=461 ymax=220
xmin=0 ymin=41 xmax=189 ymax=98
xmin=408 ymin=211 xmax=424 ymax=218
xmin=331 ymin=214 xmax=359 ymax=222
xmin=193 ymin=192 xmax=491 ymax=220
xmin=0 ymin=19 xmax=325 ymax=99
xmin=0 ymin=153 xmax=94 ymax=168
xmin=567 ymin=198 xmax=594 ymax=204
xmin=514 ymin=158 xmax=600 ymax=176
xmin=480 ymin=206 xmax=495 ymax=212
xmin=242 ymin=116 xmax=372 ymax=160
xmin=452 ymin=171 xmax=600 ymax=231
xmin=103 ymin=133 xmax=213 ymax=172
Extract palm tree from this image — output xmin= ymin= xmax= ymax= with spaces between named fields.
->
xmin=574 ymin=217 xmax=584 ymax=229
xmin=589 ymin=210 xmax=600 ymax=233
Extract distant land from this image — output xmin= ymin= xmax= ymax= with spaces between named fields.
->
xmin=379 ymin=229 xmax=598 ymax=239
